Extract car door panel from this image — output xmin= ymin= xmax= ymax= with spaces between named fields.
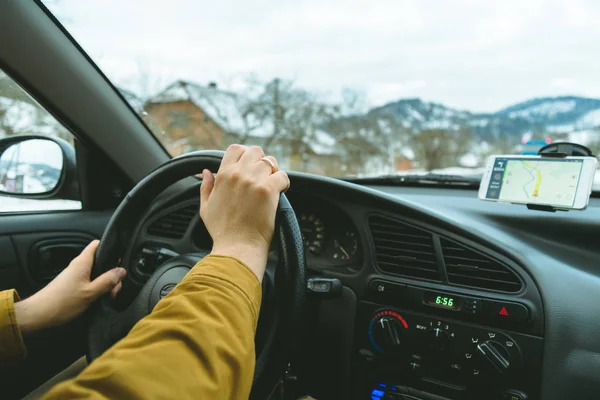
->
xmin=0 ymin=210 xmax=112 ymax=399
xmin=12 ymin=233 xmax=97 ymax=294
xmin=0 ymin=211 xmax=111 ymax=236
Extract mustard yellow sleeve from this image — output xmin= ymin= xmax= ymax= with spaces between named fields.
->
xmin=45 ymin=255 xmax=262 ymax=400
xmin=0 ymin=289 xmax=27 ymax=367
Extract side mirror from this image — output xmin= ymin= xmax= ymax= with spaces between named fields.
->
xmin=0 ymin=135 xmax=78 ymax=200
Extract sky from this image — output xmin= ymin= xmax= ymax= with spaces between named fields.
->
xmin=45 ymin=0 xmax=600 ymax=113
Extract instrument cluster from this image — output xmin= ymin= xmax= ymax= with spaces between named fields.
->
xmin=294 ymin=205 xmax=362 ymax=270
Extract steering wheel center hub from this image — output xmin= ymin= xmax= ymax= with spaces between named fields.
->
xmin=149 ymin=266 xmax=190 ymax=309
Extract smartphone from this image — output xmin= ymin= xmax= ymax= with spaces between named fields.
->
xmin=478 ymin=155 xmax=598 ymax=210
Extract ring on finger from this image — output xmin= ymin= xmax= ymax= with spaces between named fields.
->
xmin=259 ymin=156 xmax=278 ymax=174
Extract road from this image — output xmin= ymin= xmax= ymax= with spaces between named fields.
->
xmin=521 ymin=162 xmax=537 ymax=199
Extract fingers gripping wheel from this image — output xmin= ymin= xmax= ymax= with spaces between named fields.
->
xmin=87 ymin=150 xmax=306 ymax=399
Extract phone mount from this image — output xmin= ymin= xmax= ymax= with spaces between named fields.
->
xmin=526 ymin=142 xmax=595 ymax=212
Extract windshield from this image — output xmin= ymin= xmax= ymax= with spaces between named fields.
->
xmin=44 ymin=0 xmax=600 ymax=187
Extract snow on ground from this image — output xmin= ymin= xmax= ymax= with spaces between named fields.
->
xmin=0 ymin=195 xmax=81 ymax=213
xmin=568 ymin=129 xmax=600 ymax=145
xmin=580 ymin=109 xmax=600 ymax=128
xmin=459 ymin=153 xmax=479 ymax=168
xmin=470 ymin=118 xmax=490 ymax=127
xmin=398 ymin=147 xmax=415 ymax=159
xmin=546 ymin=124 xmax=575 ymax=133
xmin=407 ymin=107 xmax=424 ymax=121
xmin=314 ymin=129 xmax=336 ymax=146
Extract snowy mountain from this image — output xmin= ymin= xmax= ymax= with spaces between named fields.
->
xmin=367 ymin=96 xmax=600 ymax=141
xmin=367 ymin=98 xmax=471 ymax=131
xmin=496 ymin=96 xmax=600 ymax=132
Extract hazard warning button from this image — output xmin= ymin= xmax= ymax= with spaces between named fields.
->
xmin=483 ymin=300 xmax=530 ymax=323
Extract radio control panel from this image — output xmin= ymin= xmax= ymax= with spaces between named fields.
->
xmin=353 ymin=302 xmax=543 ymax=400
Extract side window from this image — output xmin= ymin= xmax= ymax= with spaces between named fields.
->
xmin=0 ymin=69 xmax=82 ymax=212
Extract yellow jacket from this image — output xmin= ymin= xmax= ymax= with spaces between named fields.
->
xmin=0 ymin=255 xmax=261 ymax=399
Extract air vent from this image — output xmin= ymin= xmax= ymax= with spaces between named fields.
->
xmin=147 ymin=203 xmax=198 ymax=239
xmin=369 ymin=216 xmax=441 ymax=281
xmin=441 ymin=238 xmax=522 ymax=293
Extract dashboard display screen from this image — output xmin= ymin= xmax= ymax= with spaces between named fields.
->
xmin=485 ymin=157 xmax=583 ymax=207
xmin=424 ymin=292 xmax=462 ymax=311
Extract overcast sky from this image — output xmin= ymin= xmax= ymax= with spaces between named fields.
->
xmin=46 ymin=0 xmax=600 ymax=113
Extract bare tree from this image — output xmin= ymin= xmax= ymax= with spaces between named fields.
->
xmin=0 ymin=71 xmax=73 ymax=144
xmin=411 ymin=128 xmax=472 ymax=171
xmin=475 ymin=135 xmax=517 ymax=166
xmin=326 ymin=112 xmax=393 ymax=175
xmin=219 ymin=77 xmax=339 ymax=154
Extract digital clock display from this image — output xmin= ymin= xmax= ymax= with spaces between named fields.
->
xmin=424 ymin=292 xmax=462 ymax=311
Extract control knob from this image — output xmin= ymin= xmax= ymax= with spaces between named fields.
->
xmin=369 ymin=310 xmax=408 ymax=353
xmin=428 ymin=327 xmax=449 ymax=350
xmin=477 ymin=341 xmax=510 ymax=373
xmin=374 ymin=317 xmax=402 ymax=349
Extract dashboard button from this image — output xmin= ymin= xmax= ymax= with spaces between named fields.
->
xmin=409 ymin=361 xmax=421 ymax=373
xmin=483 ymin=300 xmax=529 ymax=323
xmin=462 ymin=298 xmax=482 ymax=314
xmin=447 ymin=362 xmax=465 ymax=383
xmin=502 ymin=389 xmax=528 ymax=400
xmin=358 ymin=349 xmax=376 ymax=364
xmin=368 ymin=280 xmax=406 ymax=296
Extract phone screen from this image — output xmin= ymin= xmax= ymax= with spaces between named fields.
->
xmin=485 ymin=157 xmax=584 ymax=207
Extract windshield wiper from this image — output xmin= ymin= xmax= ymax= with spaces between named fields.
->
xmin=343 ymin=173 xmax=481 ymax=187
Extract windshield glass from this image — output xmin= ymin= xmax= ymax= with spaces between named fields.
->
xmin=44 ymin=0 xmax=600 ymax=186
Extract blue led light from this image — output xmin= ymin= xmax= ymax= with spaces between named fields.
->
xmin=390 ymin=386 xmax=397 ymax=391
xmin=368 ymin=323 xmax=383 ymax=353
xmin=371 ymin=389 xmax=384 ymax=396
xmin=371 ymin=396 xmax=380 ymax=400
xmin=378 ymin=383 xmax=386 ymax=388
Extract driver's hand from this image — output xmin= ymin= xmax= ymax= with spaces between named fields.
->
xmin=200 ymin=144 xmax=290 ymax=281
xmin=14 ymin=240 xmax=126 ymax=334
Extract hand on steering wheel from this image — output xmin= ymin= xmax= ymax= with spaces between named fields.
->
xmin=200 ymin=145 xmax=289 ymax=281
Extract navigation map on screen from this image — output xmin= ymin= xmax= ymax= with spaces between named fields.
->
xmin=485 ymin=158 xmax=583 ymax=207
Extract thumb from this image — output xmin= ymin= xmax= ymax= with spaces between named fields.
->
xmin=71 ymin=239 xmax=100 ymax=275
xmin=87 ymin=267 xmax=127 ymax=302
xmin=77 ymin=240 xmax=100 ymax=264
xmin=200 ymin=169 xmax=215 ymax=213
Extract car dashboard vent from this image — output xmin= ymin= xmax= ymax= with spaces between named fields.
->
xmin=147 ymin=203 xmax=198 ymax=240
xmin=441 ymin=238 xmax=522 ymax=292
xmin=369 ymin=215 xmax=441 ymax=281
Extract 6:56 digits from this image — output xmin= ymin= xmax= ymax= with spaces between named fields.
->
xmin=436 ymin=296 xmax=454 ymax=306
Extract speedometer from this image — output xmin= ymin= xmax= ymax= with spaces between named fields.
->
xmin=298 ymin=212 xmax=326 ymax=255
xmin=333 ymin=231 xmax=358 ymax=262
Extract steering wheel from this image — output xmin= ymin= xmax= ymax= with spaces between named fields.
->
xmin=86 ymin=150 xmax=306 ymax=399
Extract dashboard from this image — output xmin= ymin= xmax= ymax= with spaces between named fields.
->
xmin=126 ymin=173 xmax=600 ymax=400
